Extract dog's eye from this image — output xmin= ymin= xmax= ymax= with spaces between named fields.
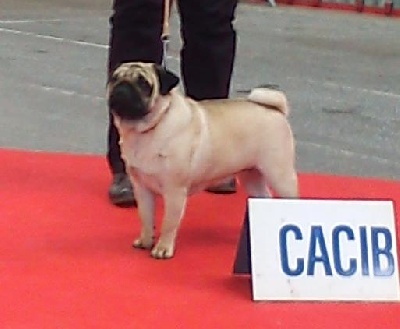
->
xmin=109 ymin=74 xmax=118 ymax=84
xmin=137 ymin=76 xmax=152 ymax=97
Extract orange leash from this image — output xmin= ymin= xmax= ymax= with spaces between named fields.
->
xmin=161 ymin=0 xmax=172 ymax=68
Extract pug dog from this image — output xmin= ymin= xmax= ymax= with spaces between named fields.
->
xmin=108 ymin=62 xmax=298 ymax=259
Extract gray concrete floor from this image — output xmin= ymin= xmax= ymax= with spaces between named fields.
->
xmin=1 ymin=1 xmax=399 ymax=179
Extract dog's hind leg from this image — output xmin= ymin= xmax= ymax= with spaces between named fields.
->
xmin=276 ymin=170 xmax=298 ymax=198
xmin=257 ymin=127 xmax=298 ymax=198
xmin=152 ymin=187 xmax=188 ymax=259
xmin=238 ymin=169 xmax=270 ymax=198
xmin=260 ymin=165 xmax=298 ymax=199
xmin=131 ymin=182 xmax=157 ymax=250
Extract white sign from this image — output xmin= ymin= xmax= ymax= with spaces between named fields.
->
xmin=248 ymin=198 xmax=400 ymax=301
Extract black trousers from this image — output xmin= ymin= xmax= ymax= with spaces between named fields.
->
xmin=107 ymin=0 xmax=238 ymax=174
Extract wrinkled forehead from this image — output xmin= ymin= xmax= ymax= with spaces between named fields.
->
xmin=113 ymin=62 xmax=155 ymax=84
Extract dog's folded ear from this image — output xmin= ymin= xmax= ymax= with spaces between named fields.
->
xmin=154 ymin=65 xmax=180 ymax=95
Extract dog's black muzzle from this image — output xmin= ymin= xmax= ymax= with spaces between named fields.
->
xmin=108 ymin=81 xmax=149 ymax=120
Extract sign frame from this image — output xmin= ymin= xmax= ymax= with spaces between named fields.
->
xmin=234 ymin=198 xmax=400 ymax=302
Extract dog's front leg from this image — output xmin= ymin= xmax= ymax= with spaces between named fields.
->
xmin=132 ymin=182 xmax=156 ymax=250
xmin=151 ymin=187 xmax=188 ymax=259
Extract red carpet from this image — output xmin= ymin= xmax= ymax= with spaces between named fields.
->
xmin=1 ymin=148 xmax=399 ymax=328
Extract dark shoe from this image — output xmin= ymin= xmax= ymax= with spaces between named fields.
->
xmin=206 ymin=177 xmax=237 ymax=194
xmin=108 ymin=173 xmax=136 ymax=207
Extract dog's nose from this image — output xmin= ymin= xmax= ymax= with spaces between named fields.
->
xmin=109 ymin=82 xmax=148 ymax=120
xmin=112 ymin=81 xmax=132 ymax=94
xmin=109 ymin=81 xmax=133 ymax=105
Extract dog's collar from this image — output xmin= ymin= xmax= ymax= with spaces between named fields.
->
xmin=133 ymin=94 xmax=172 ymax=134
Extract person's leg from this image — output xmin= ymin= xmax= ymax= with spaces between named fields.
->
xmin=107 ymin=0 xmax=163 ymax=206
xmin=178 ymin=0 xmax=238 ymax=193
xmin=177 ymin=0 xmax=237 ymax=101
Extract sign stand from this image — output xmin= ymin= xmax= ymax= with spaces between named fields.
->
xmin=233 ymin=206 xmax=252 ymax=275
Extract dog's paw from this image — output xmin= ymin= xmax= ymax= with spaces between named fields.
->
xmin=151 ymin=242 xmax=175 ymax=259
xmin=132 ymin=237 xmax=154 ymax=250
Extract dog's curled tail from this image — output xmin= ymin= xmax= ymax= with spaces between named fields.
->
xmin=247 ymin=88 xmax=290 ymax=116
